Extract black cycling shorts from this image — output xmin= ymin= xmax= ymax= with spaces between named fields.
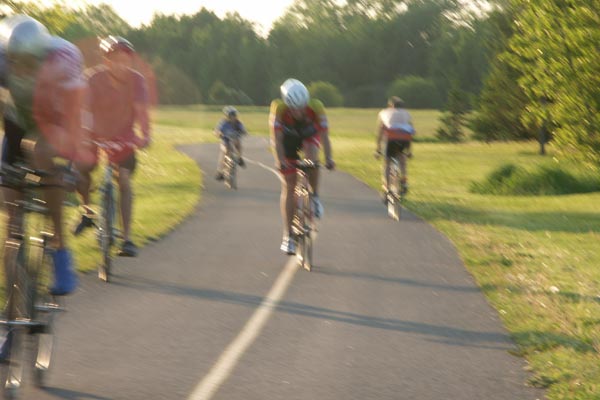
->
xmin=386 ymin=140 xmax=410 ymax=159
xmin=1 ymin=117 xmax=25 ymax=166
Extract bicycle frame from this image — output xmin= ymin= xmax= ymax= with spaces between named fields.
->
xmin=385 ymin=154 xmax=405 ymax=221
xmin=0 ymin=166 xmax=65 ymax=395
xmin=91 ymin=140 xmax=132 ymax=281
xmin=97 ymin=161 xmax=117 ymax=282
xmin=222 ymin=139 xmax=238 ymax=190
xmin=292 ymin=160 xmax=318 ymax=271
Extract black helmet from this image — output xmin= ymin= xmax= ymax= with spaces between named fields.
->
xmin=99 ymin=35 xmax=134 ymax=55
xmin=223 ymin=105 xmax=238 ymax=117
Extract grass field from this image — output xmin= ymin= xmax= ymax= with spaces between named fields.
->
xmin=1 ymin=105 xmax=598 ymax=398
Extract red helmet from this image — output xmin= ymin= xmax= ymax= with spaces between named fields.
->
xmin=99 ymin=35 xmax=134 ymax=55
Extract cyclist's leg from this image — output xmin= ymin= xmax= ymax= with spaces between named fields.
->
xmin=302 ymin=136 xmax=320 ymax=195
xmin=398 ymin=141 xmax=409 ymax=189
xmin=2 ymin=120 xmax=26 ymax=240
xmin=116 ymin=152 xmax=136 ymax=243
xmin=75 ymin=143 xmax=99 ymax=212
xmin=282 ymin=167 xmax=297 ymax=236
xmin=281 ymin=135 xmax=301 ymax=237
xmin=384 ymin=140 xmax=398 ymax=191
xmin=28 ymin=137 xmax=78 ymax=294
xmin=233 ymin=136 xmax=245 ymax=166
xmin=216 ymin=139 xmax=227 ymax=173
xmin=29 ymin=137 xmax=67 ymax=248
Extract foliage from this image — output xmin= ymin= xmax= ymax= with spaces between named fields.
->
xmin=307 ymin=81 xmax=343 ymax=107
xmin=506 ymin=0 xmax=600 ymax=166
xmin=470 ymin=162 xmax=600 ymax=196
xmin=208 ymin=80 xmax=253 ymax=105
xmin=436 ymin=83 xmax=469 ymax=141
xmin=151 ymin=57 xmax=202 ymax=105
xmin=387 ymin=75 xmax=442 ymax=109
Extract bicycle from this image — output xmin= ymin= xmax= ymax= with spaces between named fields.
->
xmin=291 ymin=159 xmax=318 ymax=272
xmin=0 ymin=164 xmax=71 ymax=397
xmin=376 ymin=150 xmax=408 ymax=221
xmin=221 ymin=138 xmax=239 ymax=190
xmin=90 ymin=140 xmax=131 ymax=282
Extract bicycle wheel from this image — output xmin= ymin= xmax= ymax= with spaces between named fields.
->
xmin=229 ymin=159 xmax=237 ymax=190
xmin=98 ymin=186 xmax=114 ymax=282
xmin=387 ymin=161 xmax=400 ymax=221
xmin=30 ymin=235 xmax=58 ymax=388
xmin=301 ymin=193 xmax=313 ymax=272
xmin=0 ymin=240 xmax=28 ymax=398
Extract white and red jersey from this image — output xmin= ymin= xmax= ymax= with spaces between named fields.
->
xmin=377 ymin=107 xmax=415 ymax=141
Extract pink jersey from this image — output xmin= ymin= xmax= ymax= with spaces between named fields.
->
xmin=86 ymin=65 xmax=149 ymax=140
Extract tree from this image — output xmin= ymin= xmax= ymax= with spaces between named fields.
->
xmin=308 ymin=81 xmax=343 ymax=107
xmin=507 ymin=0 xmax=600 ymax=166
xmin=151 ymin=57 xmax=201 ymax=105
xmin=436 ymin=82 xmax=469 ymax=142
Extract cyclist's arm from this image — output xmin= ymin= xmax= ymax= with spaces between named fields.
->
xmin=312 ymin=100 xmax=334 ymax=167
xmin=134 ymin=101 xmax=150 ymax=147
xmin=134 ymin=74 xmax=151 ymax=148
xmin=268 ymin=101 xmax=286 ymax=168
xmin=376 ymin=123 xmax=386 ymax=154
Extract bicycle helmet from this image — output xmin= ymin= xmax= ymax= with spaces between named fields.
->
xmin=280 ymin=78 xmax=309 ymax=109
xmin=223 ymin=105 xmax=237 ymax=117
xmin=5 ymin=15 xmax=50 ymax=60
xmin=99 ymin=35 xmax=135 ymax=55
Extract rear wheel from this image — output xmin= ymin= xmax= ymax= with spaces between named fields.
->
xmin=99 ymin=188 xmax=114 ymax=282
xmin=388 ymin=162 xmax=401 ymax=221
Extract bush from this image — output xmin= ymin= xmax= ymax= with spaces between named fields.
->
xmin=344 ymin=84 xmax=388 ymax=108
xmin=307 ymin=81 xmax=344 ymax=107
xmin=208 ymin=81 xmax=254 ymax=105
xmin=387 ymin=76 xmax=442 ymax=109
xmin=470 ymin=163 xmax=600 ymax=196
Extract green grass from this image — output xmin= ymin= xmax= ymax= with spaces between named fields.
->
xmin=471 ymin=163 xmax=600 ymax=196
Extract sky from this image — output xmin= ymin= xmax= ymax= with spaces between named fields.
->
xmin=77 ymin=0 xmax=296 ymax=34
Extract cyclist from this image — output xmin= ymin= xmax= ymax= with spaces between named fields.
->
xmin=214 ymin=105 xmax=247 ymax=181
xmin=375 ymin=96 xmax=415 ymax=196
xmin=74 ymin=36 xmax=151 ymax=257
xmin=0 ymin=15 xmax=86 ymax=296
xmin=269 ymin=78 xmax=334 ymax=255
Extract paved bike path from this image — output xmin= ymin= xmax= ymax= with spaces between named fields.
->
xmin=24 ymin=137 xmax=544 ymax=399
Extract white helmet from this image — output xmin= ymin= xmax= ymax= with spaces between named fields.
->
xmin=6 ymin=15 xmax=50 ymax=60
xmin=280 ymin=78 xmax=309 ymax=109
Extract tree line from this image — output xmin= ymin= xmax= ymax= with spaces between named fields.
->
xmin=3 ymin=0 xmax=600 ymax=166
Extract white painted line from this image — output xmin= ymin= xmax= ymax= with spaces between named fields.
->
xmin=187 ymin=256 xmax=298 ymax=400
xmin=245 ymin=158 xmax=284 ymax=184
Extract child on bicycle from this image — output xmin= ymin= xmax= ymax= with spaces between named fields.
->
xmin=214 ymin=106 xmax=248 ymax=181
xmin=375 ymin=96 xmax=415 ymax=196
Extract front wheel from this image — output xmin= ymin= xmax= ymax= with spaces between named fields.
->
xmin=0 ymin=241 xmax=28 ymax=397
xmin=99 ymin=188 xmax=114 ymax=282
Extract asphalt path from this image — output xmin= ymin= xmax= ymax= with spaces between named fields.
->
xmin=18 ymin=137 xmax=544 ymax=399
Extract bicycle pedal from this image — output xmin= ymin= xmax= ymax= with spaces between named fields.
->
xmin=35 ymin=303 xmax=63 ymax=313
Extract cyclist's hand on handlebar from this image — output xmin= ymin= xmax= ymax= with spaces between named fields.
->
xmin=136 ymin=135 xmax=152 ymax=149
xmin=325 ymin=158 xmax=336 ymax=170
xmin=278 ymin=159 xmax=291 ymax=171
